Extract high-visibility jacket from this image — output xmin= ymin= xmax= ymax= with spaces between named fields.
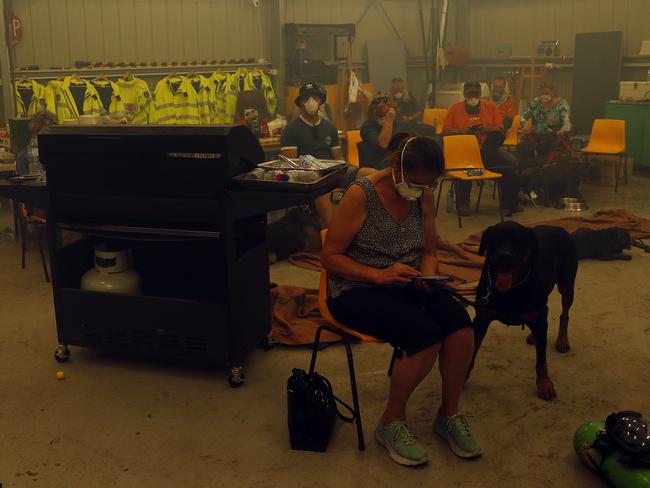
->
xmin=248 ymin=69 xmax=277 ymax=116
xmin=117 ymin=76 xmax=152 ymax=124
xmin=210 ymin=72 xmax=229 ymax=124
xmin=15 ymin=79 xmax=47 ymax=117
xmin=89 ymin=79 xmax=125 ymax=115
xmin=44 ymin=79 xmax=64 ymax=116
xmin=187 ymin=75 xmax=215 ymax=124
xmin=55 ymin=78 xmax=103 ymax=121
xmin=151 ymin=76 xmax=200 ymax=125
xmin=224 ymin=68 xmax=253 ymax=123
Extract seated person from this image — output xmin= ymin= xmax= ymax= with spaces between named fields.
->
xmin=16 ymin=110 xmax=57 ymax=177
xmin=391 ymin=78 xmax=436 ymax=137
xmin=322 ymin=134 xmax=482 ymax=467
xmin=281 ymin=82 xmax=373 ymax=227
xmin=518 ymin=80 xmax=571 ymax=164
xmin=442 ymin=81 xmax=520 ymax=217
xmin=359 ymin=94 xmax=398 ymax=169
xmin=490 ymin=77 xmax=518 ymax=132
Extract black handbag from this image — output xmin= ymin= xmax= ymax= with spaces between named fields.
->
xmin=287 ymin=368 xmax=354 ymax=452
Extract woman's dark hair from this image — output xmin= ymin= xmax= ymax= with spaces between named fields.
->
xmin=30 ymin=110 xmax=57 ymax=135
xmin=388 ymin=133 xmax=445 ymax=176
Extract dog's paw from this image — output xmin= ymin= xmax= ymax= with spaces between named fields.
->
xmin=536 ymin=377 xmax=557 ymax=401
xmin=525 ymin=333 xmax=536 ymax=345
xmin=555 ymin=337 xmax=571 ymax=353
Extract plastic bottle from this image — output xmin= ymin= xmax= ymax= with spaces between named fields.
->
xmin=446 ymin=188 xmax=454 ymax=213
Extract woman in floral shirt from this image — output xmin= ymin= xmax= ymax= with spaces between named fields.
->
xmin=518 ymin=80 xmax=571 ymax=163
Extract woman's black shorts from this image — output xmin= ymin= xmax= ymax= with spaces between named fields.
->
xmin=327 ymin=285 xmax=472 ymax=356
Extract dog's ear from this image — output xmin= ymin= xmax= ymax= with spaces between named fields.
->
xmin=479 ymin=226 xmax=494 ymax=256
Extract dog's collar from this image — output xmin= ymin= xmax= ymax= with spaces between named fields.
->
xmin=480 ymin=266 xmax=533 ymax=304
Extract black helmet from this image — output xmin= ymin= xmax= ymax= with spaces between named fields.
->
xmin=295 ymin=82 xmax=327 ymax=107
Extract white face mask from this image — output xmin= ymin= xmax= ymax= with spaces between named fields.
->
xmin=540 ymin=94 xmax=552 ymax=103
xmin=394 ymin=92 xmax=403 ymax=100
xmin=392 ymin=137 xmax=424 ymax=201
xmin=304 ymin=97 xmax=320 ymax=115
xmin=466 ymin=97 xmax=480 ymax=107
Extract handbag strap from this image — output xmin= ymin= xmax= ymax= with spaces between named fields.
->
xmin=333 ymin=394 xmax=355 ymax=423
xmin=320 ymin=375 xmax=355 ymax=423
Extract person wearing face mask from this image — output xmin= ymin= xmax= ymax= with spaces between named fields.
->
xmin=442 ymin=81 xmax=521 ymax=217
xmin=322 ymin=134 xmax=483 ymax=467
xmin=490 ymin=77 xmax=518 ymax=131
xmin=281 ymin=82 xmax=374 ymax=227
xmin=359 ymin=93 xmax=399 ymax=169
xmin=518 ymin=80 xmax=572 ymax=164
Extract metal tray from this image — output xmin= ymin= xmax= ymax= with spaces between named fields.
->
xmin=232 ymin=166 xmax=346 ymax=193
xmin=258 ymin=159 xmax=347 ymax=175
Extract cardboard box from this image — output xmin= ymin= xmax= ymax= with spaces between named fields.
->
xmin=619 ymin=81 xmax=650 ymax=102
xmin=587 ymin=155 xmax=634 ymax=186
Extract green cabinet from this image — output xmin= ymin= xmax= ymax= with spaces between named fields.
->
xmin=604 ymin=101 xmax=650 ymax=171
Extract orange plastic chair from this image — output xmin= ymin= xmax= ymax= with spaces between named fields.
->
xmin=346 ymin=130 xmax=361 ymax=167
xmin=581 ymin=119 xmax=627 ymax=192
xmin=437 ymin=135 xmax=504 ymax=228
xmin=423 ymin=108 xmax=448 ymax=135
xmin=311 ymin=229 xmax=396 ymax=451
xmin=503 ymin=114 xmax=521 ymax=149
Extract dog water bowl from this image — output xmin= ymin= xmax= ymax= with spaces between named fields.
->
xmin=557 ymin=197 xmax=589 ymax=212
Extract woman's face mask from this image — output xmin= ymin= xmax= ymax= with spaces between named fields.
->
xmin=491 ymin=89 xmax=504 ymax=101
xmin=394 ymin=92 xmax=404 ymax=100
xmin=303 ymin=97 xmax=320 ymax=115
xmin=540 ymin=94 xmax=552 ymax=103
xmin=466 ymin=97 xmax=480 ymax=107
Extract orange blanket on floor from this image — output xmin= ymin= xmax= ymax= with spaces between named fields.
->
xmin=270 ymin=286 xmax=341 ymax=345
xmin=461 ymin=208 xmax=650 ymax=251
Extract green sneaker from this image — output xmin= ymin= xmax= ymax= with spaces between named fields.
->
xmin=375 ymin=420 xmax=429 ymax=466
xmin=433 ymin=410 xmax=483 ymax=458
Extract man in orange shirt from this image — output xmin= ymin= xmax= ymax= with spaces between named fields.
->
xmin=491 ymin=77 xmax=518 ymax=131
xmin=442 ymin=81 xmax=520 ymax=216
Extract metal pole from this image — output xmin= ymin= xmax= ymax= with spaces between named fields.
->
xmin=270 ymin=0 xmax=285 ymax=113
xmin=0 ymin=0 xmax=16 ymax=122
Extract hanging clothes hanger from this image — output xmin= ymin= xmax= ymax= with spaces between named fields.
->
xmin=123 ymin=71 xmax=134 ymax=82
xmin=92 ymin=73 xmax=108 ymax=82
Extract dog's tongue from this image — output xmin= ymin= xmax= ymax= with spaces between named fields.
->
xmin=495 ymin=272 xmax=514 ymax=292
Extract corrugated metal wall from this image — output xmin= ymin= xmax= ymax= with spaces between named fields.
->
xmin=468 ymin=0 xmax=650 ymax=58
xmin=10 ymin=0 xmax=272 ymax=69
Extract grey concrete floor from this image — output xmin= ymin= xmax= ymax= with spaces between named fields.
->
xmin=0 ymin=176 xmax=649 ymax=487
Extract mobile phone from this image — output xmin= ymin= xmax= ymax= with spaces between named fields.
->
xmin=412 ymin=275 xmax=452 ymax=282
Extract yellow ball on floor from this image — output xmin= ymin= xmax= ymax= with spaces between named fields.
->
xmin=56 ymin=371 xmax=65 ymax=380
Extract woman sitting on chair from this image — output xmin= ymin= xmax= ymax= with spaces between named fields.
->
xmin=321 ymin=134 xmax=482 ymax=467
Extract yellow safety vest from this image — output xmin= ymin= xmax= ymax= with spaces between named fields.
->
xmin=55 ymin=78 xmax=103 ymax=121
xmin=117 ymin=76 xmax=152 ymax=124
xmin=151 ymin=76 xmax=200 ymax=125
xmin=187 ymin=75 xmax=215 ymax=124
xmin=14 ymin=79 xmax=47 ymax=117
xmin=224 ymin=68 xmax=254 ymax=123
xmin=248 ymin=69 xmax=277 ymax=117
xmin=210 ymin=72 xmax=229 ymax=124
xmin=44 ymin=79 xmax=64 ymax=117
xmin=89 ymin=79 xmax=126 ymax=115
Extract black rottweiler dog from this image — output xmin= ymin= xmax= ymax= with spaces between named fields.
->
xmin=468 ymin=221 xmax=578 ymax=400
xmin=572 ymin=227 xmax=632 ymax=261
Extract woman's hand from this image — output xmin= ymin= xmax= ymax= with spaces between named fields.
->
xmin=374 ymin=263 xmax=420 ymax=285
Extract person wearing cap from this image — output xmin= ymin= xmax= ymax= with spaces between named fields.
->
xmin=281 ymin=82 xmax=343 ymax=161
xmin=442 ymin=81 xmax=520 ymax=217
xmin=281 ymin=82 xmax=374 ymax=226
